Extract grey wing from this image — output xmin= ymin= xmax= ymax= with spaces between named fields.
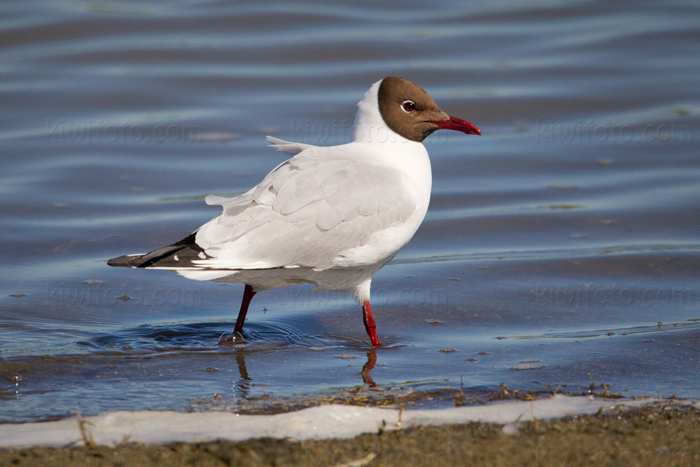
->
xmin=194 ymin=149 xmax=418 ymax=270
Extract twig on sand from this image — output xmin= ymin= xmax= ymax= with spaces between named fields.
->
xmin=332 ymin=453 xmax=377 ymax=467
xmin=76 ymin=411 xmax=96 ymax=448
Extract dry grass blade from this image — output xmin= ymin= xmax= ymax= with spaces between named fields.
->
xmin=76 ymin=411 xmax=96 ymax=448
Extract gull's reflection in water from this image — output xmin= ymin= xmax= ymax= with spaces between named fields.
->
xmin=361 ymin=348 xmax=378 ymax=388
xmin=230 ymin=346 xmax=380 ymax=398
xmin=232 ymin=348 xmax=252 ymax=398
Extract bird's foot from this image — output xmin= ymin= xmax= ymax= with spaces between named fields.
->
xmin=218 ymin=331 xmax=245 ymax=346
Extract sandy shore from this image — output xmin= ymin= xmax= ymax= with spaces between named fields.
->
xmin=2 ymin=401 xmax=698 ymax=466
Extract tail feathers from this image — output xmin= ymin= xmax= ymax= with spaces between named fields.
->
xmin=107 ymin=232 xmax=206 ymax=269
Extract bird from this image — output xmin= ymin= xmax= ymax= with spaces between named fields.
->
xmin=108 ymin=76 xmax=480 ymax=347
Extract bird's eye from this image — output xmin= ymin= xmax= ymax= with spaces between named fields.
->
xmin=401 ymin=100 xmax=416 ymax=113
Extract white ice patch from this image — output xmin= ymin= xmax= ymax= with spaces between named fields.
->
xmin=0 ymin=395 xmax=686 ymax=449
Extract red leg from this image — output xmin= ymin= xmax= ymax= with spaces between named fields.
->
xmin=362 ymin=299 xmax=381 ymax=347
xmin=234 ymin=284 xmax=256 ymax=334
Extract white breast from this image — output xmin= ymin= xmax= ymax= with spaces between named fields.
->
xmin=331 ymin=140 xmax=432 ymax=269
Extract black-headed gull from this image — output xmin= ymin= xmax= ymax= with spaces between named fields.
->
xmin=108 ymin=76 xmax=480 ymax=347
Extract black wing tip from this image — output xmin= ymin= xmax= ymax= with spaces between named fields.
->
xmin=107 ymin=255 xmax=140 ymax=267
xmin=107 ymin=231 xmax=202 ymax=269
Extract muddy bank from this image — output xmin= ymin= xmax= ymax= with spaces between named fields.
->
xmin=2 ymin=402 xmax=698 ymax=466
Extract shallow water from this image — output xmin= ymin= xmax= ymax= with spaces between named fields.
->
xmin=1 ymin=0 xmax=699 ymax=423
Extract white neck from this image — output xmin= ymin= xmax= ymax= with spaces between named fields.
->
xmin=352 ymin=79 xmax=412 ymax=145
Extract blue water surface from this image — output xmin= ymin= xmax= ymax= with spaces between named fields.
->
xmin=1 ymin=0 xmax=699 ymax=422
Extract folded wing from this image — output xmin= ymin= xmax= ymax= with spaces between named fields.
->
xmin=194 ymin=143 xmax=418 ymax=271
